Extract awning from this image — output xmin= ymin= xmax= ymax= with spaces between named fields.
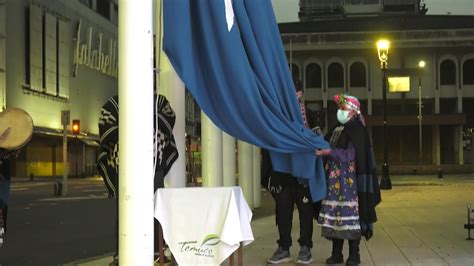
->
xmin=80 ymin=139 xmax=100 ymax=147
xmin=33 ymin=126 xmax=100 ymax=143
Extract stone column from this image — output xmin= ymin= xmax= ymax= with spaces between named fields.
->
xmin=238 ymin=140 xmax=253 ymax=208
xmin=432 ymin=125 xmax=441 ymax=165
xmin=223 ymin=132 xmax=236 ymax=186
xmin=201 ymin=113 xmax=223 ymax=187
xmin=252 ymin=146 xmax=261 ymax=208
xmin=455 ymin=126 xmax=464 ymax=165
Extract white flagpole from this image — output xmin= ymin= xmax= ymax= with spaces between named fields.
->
xmin=118 ymin=0 xmax=154 ymax=264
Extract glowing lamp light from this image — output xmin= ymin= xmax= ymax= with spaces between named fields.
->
xmin=376 ymin=39 xmax=390 ymax=69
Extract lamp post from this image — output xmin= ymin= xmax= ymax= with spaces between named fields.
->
xmin=377 ymin=39 xmax=391 ymax=189
xmin=418 ymin=60 xmax=426 ymax=173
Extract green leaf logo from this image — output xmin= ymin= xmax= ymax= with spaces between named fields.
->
xmin=201 ymin=234 xmax=220 ymax=246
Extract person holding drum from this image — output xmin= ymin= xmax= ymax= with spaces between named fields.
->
xmin=0 ymin=107 xmax=33 ymax=247
xmin=0 ymin=147 xmax=17 ymax=247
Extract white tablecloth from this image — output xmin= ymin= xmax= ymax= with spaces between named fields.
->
xmin=154 ymin=187 xmax=254 ymax=265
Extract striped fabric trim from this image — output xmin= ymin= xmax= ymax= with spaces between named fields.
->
xmin=158 ymin=113 xmax=173 ymax=134
xmin=99 ymin=126 xmax=118 ymax=144
xmin=320 ymin=224 xmax=361 ymax=231
xmin=319 ymin=213 xmax=360 ymax=221
xmin=321 ymin=200 xmax=358 ymax=207
xmin=165 ymin=143 xmax=178 ymax=166
xmin=109 ymin=96 xmax=118 ymax=110
xmin=345 ymin=100 xmax=360 ymax=113
xmin=97 ymin=151 xmax=116 ymax=198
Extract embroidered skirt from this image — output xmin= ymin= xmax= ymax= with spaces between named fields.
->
xmin=318 ymin=160 xmax=361 ymax=240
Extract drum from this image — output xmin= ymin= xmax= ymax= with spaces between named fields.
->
xmin=0 ymin=108 xmax=34 ymax=150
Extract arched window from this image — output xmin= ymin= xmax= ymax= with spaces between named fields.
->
xmin=327 ymin=62 xmax=344 ymax=88
xmin=463 ymin=59 xmax=474 ymax=85
xmin=349 ymin=62 xmax=366 ymax=87
xmin=440 ymin=59 xmax=456 ymax=85
xmin=289 ymin=64 xmax=300 ymax=81
xmin=305 ymin=63 xmax=322 ymax=88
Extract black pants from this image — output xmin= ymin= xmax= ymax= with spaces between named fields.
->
xmin=0 ymin=205 xmax=7 ymax=232
xmin=274 ymin=182 xmax=314 ymax=249
xmin=331 ymin=238 xmax=361 ymax=261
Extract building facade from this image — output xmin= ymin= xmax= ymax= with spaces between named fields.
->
xmin=299 ymin=0 xmax=427 ymax=21
xmin=1 ymin=0 xmax=118 ymax=178
xmin=280 ymin=1 xmax=474 ymax=173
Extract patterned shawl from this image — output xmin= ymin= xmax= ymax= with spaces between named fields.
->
xmin=97 ymin=94 xmax=178 ymax=197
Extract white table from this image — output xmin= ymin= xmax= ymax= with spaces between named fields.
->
xmin=155 ymin=187 xmax=254 ymax=265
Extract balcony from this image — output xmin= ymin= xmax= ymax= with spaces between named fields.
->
xmin=383 ymin=0 xmax=417 ymax=5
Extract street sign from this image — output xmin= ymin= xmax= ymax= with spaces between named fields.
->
xmin=61 ymin=110 xmax=70 ymax=126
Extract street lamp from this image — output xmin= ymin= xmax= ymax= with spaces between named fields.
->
xmin=377 ymin=39 xmax=391 ymax=189
xmin=418 ymin=60 xmax=426 ymax=173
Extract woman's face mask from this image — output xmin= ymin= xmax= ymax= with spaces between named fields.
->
xmin=337 ymin=109 xmax=352 ymax=124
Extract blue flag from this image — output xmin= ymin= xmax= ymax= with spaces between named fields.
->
xmin=163 ymin=0 xmax=330 ymax=201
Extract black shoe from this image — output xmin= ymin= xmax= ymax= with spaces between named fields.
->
xmin=297 ymin=246 xmax=313 ymax=264
xmin=326 ymin=255 xmax=344 ymax=264
xmin=347 ymin=239 xmax=361 ymax=265
xmin=346 ymin=256 xmax=361 ymax=266
xmin=267 ymin=246 xmax=291 ymax=264
xmin=326 ymin=238 xmax=344 ymax=264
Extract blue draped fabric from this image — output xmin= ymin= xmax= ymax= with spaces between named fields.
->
xmin=163 ymin=0 xmax=330 ymax=201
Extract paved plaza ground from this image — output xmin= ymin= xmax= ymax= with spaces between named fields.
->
xmin=76 ymin=174 xmax=474 ymax=265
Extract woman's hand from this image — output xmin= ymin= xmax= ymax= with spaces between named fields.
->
xmin=315 ymin=149 xmax=331 ymax=156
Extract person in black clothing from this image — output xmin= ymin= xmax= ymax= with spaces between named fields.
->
xmin=0 ymin=148 xmax=19 ymax=247
xmin=0 ymin=152 xmax=11 ymax=247
xmin=262 ymin=149 xmax=314 ymax=265
xmin=264 ymin=81 xmax=323 ymax=265
xmin=97 ymin=94 xmax=178 ymax=265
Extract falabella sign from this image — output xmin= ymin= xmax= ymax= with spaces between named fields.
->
xmin=73 ymin=19 xmax=118 ymax=78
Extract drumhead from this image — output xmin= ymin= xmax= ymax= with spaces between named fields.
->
xmin=0 ymin=108 xmax=34 ymax=150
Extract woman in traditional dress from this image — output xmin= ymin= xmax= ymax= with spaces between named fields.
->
xmin=316 ymin=94 xmax=381 ymax=265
